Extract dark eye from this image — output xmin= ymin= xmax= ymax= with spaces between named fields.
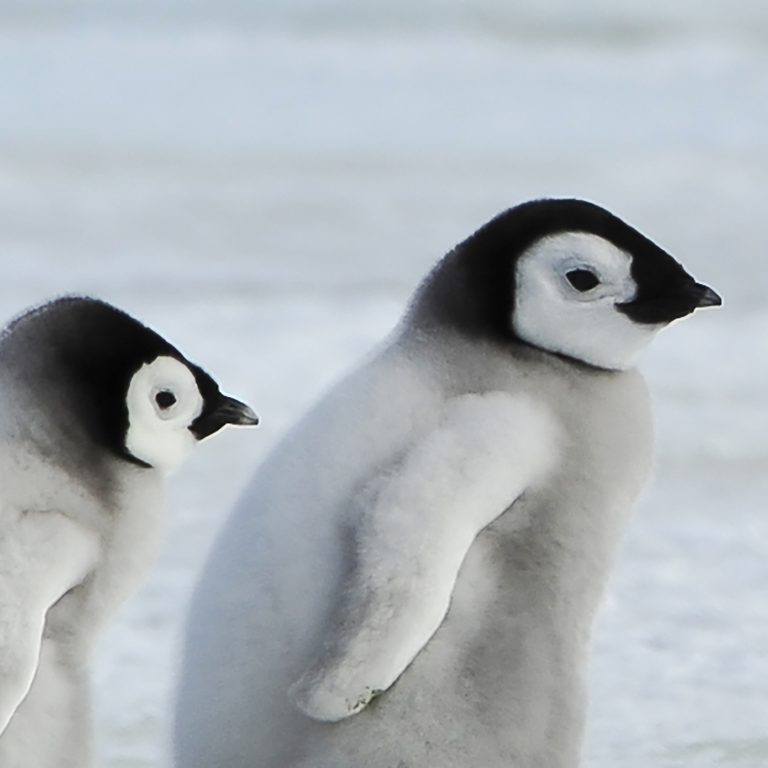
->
xmin=566 ymin=269 xmax=600 ymax=292
xmin=155 ymin=390 xmax=177 ymax=410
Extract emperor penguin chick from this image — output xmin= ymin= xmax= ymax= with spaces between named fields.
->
xmin=175 ymin=199 xmax=720 ymax=768
xmin=0 ymin=296 xmax=257 ymax=768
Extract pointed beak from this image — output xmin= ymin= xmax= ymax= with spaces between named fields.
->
xmin=619 ymin=278 xmax=722 ymax=324
xmin=190 ymin=394 xmax=258 ymax=440
xmin=691 ymin=282 xmax=722 ymax=308
xmin=214 ymin=395 xmax=260 ymax=426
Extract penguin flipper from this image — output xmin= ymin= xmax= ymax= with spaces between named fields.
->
xmin=0 ymin=509 xmax=98 ymax=734
xmin=289 ymin=392 xmax=559 ymax=722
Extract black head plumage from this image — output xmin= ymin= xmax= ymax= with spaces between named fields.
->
xmin=410 ymin=198 xmax=721 ymax=338
xmin=0 ymin=297 xmax=226 ymax=466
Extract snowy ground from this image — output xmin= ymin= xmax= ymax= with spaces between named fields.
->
xmin=0 ymin=4 xmax=766 ymax=766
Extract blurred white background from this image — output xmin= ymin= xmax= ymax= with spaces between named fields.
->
xmin=0 ymin=2 xmax=766 ymax=766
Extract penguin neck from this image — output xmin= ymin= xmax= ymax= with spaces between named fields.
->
xmin=399 ymin=316 xmax=618 ymax=398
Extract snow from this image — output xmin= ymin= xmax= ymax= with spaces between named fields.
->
xmin=0 ymin=4 xmax=765 ymax=766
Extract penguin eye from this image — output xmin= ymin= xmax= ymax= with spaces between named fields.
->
xmin=565 ymin=268 xmax=600 ymax=292
xmin=155 ymin=390 xmax=177 ymax=410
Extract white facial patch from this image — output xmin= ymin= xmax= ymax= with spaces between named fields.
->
xmin=512 ymin=232 xmax=663 ymax=370
xmin=125 ymin=355 xmax=204 ymax=473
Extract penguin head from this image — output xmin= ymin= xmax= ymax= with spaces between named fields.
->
xmin=124 ymin=353 xmax=258 ymax=473
xmin=413 ymin=198 xmax=721 ymax=371
xmin=512 ymin=227 xmax=721 ymax=370
xmin=2 ymin=297 xmax=257 ymax=474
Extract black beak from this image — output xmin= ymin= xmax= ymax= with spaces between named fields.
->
xmin=190 ymin=394 xmax=259 ymax=440
xmin=619 ymin=279 xmax=722 ymax=324
xmin=691 ymin=282 xmax=722 ymax=308
xmin=214 ymin=395 xmax=259 ymax=426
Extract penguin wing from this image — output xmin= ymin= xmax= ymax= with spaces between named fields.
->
xmin=289 ymin=391 xmax=560 ymax=722
xmin=0 ymin=508 xmax=98 ymax=735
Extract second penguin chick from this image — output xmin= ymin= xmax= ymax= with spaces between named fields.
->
xmin=176 ymin=199 xmax=720 ymax=768
xmin=0 ymin=296 xmax=257 ymax=768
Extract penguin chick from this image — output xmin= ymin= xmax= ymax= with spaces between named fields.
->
xmin=0 ymin=296 xmax=257 ymax=768
xmin=175 ymin=199 xmax=720 ymax=768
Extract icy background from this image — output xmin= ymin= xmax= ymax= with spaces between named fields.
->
xmin=0 ymin=2 xmax=766 ymax=766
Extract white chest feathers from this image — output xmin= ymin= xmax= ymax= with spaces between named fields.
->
xmin=512 ymin=232 xmax=661 ymax=371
